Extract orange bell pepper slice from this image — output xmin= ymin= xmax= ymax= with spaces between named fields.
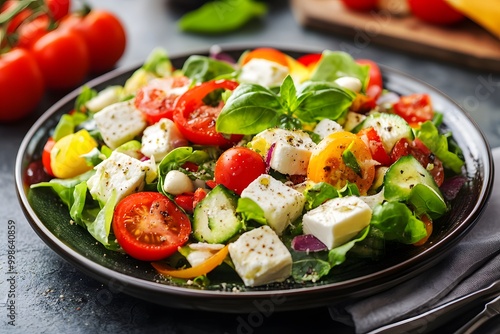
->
xmin=151 ymin=245 xmax=229 ymax=279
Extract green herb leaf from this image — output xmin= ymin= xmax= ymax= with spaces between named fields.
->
xmin=75 ymin=86 xmax=97 ymax=112
xmin=182 ymin=55 xmax=236 ymax=83
xmin=178 ymin=0 xmax=267 ymax=34
xmin=342 ymin=141 xmax=362 ymax=176
xmin=279 ymin=75 xmax=298 ymax=112
xmin=216 ymin=83 xmax=282 ymax=135
xmin=236 ymin=197 xmax=267 ymax=225
xmin=310 ymin=51 xmax=369 ymax=90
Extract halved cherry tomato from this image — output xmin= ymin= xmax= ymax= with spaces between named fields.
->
xmin=393 ymin=93 xmax=434 ymax=126
xmin=173 ymin=79 xmax=243 ymax=146
xmin=390 ymin=138 xmax=444 ymax=186
xmin=152 ymin=245 xmax=229 ymax=279
xmin=357 ymin=127 xmax=392 ymax=166
xmin=113 ymin=192 xmax=191 ymax=261
xmin=413 ymin=215 xmax=433 ymax=246
xmin=307 ymin=131 xmax=375 ymax=195
xmin=240 ymin=47 xmax=289 ymax=68
xmin=408 ymin=0 xmax=465 ymax=25
xmin=134 ymin=76 xmax=190 ymax=124
xmin=296 ymin=53 xmax=322 ymax=68
xmin=214 ymin=147 xmax=266 ymax=195
xmin=42 ymin=137 xmax=56 ymax=177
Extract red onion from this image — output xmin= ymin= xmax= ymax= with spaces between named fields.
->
xmin=440 ymin=175 xmax=467 ymax=201
xmin=209 ymin=45 xmax=236 ymax=64
xmin=292 ymin=234 xmax=328 ymax=252
xmin=265 ymin=143 xmax=276 ymax=173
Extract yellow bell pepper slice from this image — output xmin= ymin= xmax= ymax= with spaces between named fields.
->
xmin=151 ymin=245 xmax=229 ymax=279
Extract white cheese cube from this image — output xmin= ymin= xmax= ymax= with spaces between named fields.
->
xmin=186 ymin=243 xmax=225 ymax=267
xmin=85 ymin=86 xmax=122 ymax=113
xmin=302 ymin=196 xmax=372 ymax=249
xmin=251 ymin=128 xmax=316 ymax=175
xmin=334 ymin=76 xmax=362 ymax=93
xmin=87 ymin=151 xmax=147 ymax=204
xmin=313 ymin=119 xmax=342 ymax=139
xmin=94 ymin=100 xmax=147 ymax=149
xmin=240 ymin=175 xmax=305 ymax=235
xmin=228 ymin=226 xmax=292 ymax=287
xmin=343 ymin=111 xmax=366 ymax=132
xmin=238 ymin=58 xmax=289 ymax=87
xmin=162 ymin=170 xmax=194 ymax=195
xmin=141 ymin=118 xmax=185 ymax=162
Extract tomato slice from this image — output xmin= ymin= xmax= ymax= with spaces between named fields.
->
xmin=390 ymin=138 xmax=445 ymax=186
xmin=173 ymin=79 xmax=243 ymax=146
xmin=393 ymin=93 xmax=434 ymax=126
xmin=42 ymin=137 xmax=55 ymax=177
xmin=113 ymin=192 xmax=191 ymax=261
xmin=307 ymin=131 xmax=376 ymax=195
xmin=357 ymin=127 xmax=392 ymax=166
xmin=135 ymin=76 xmax=190 ymax=124
xmin=240 ymin=48 xmax=289 ymax=68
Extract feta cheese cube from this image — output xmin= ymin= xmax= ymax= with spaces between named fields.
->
xmin=313 ymin=119 xmax=342 ymax=139
xmin=87 ymin=151 xmax=148 ymax=204
xmin=141 ymin=118 xmax=185 ymax=162
xmin=251 ymin=128 xmax=316 ymax=175
xmin=302 ymin=196 xmax=372 ymax=249
xmin=238 ymin=58 xmax=289 ymax=87
xmin=186 ymin=243 xmax=225 ymax=267
xmin=94 ymin=100 xmax=147 ymax=149
xmin=334 ymin=76 xmax=362 ymax=93
xmin=240 ymin=175 xmax=305 ymax=235
xmin=343 ymin=111 xmax=366 ymax=132
xmin=228 ymin=226 xmax=292 ymax=287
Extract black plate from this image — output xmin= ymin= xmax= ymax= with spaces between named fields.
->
xmin=15 ymin=46 xmax=494 ymax=312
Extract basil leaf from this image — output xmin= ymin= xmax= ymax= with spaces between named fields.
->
xmin=416 ymin=121 xmax=464 ymax=174
xmin=295 ymin=81 xmax=355 ymax=122
xmin=75 ymin=86 xmax=97 ymax=112
xmin=279 ymin=75 xmax=298 ymax=112
xmin=216 ymin=83 xmax=282 ymax=135
xmin=310 ymin=50 xmax=369 ymax=90
xmin=370 ymin=202 xmax=427 ymax=244
xmin=342 ymin=141 xmax=362 ymax=176
xmin=236 ymin=197 xmax=267 ymax=225
xmin=277 ymin=114 xmax=302 ymax=131
xmin=178 ymin=0 xmax=267 ymax=34
xmin=182 ymin=55 xmax=236 ymax=83
xmin=304 ymin=182 xmax=340 ymax=210
xmin=328 ymin=226 xmax=370 ymax=266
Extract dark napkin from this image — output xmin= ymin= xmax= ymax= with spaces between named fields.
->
xmin=329 ymin=148 xmax=500 ymax=333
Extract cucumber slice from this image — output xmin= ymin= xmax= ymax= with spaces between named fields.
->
xmin=353 ymin=112 xmax=414 ymax=152
xmin=193 ymin=185 xmax=242 ymax=244
xmin=384 ymin=155 xmax=447 ymax=218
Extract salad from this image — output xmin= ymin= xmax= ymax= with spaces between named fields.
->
xmin=27 ymin=47 xmax=466 ymax=288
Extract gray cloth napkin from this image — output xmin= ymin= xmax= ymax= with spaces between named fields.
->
xmin=329 ymin=147 xmax=500 ymax=333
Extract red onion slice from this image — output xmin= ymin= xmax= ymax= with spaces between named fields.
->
xmin=440 ymin=175 xmax=467 ymax=201
xmin=292 ymin=234 xmax=328 ymax=252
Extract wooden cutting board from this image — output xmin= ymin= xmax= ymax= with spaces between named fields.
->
xmin=291 ymin=0 xmax=500 ymax=72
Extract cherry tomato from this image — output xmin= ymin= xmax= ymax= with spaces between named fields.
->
xmin=307 ymin=131 xmax=375 ymax=195
xmin=42 ymin=137 xmax=56 ymax=177
xmin=113 ymin=192 xmax=191 ymax=261
xmin=296 ymin=53 xmax=322 ymax=68
xmin=357 ymin=127 xmax=392 ymax=166
xmin=413 ymin=215 xmax=433 ymax=246
xmin=46 ymin=0 xmax=70 ymax=21
xmin=408 ymin=0 xmax=465 ymax=25
xmin=174 ymin=193 xmax=195 ymax=213
xmin=173 ymin=79 xmax=243 ymax=146
xmin=214 ymin=147 xmax=266 ymax=195
xmin=16 ymin=15 xmax=50 ymax=49
xmin=390 ymin=138 xmax=445 ymax=186
xmin=356 ymin=59 xmax=383 ymax=95
xmin=340 ymin=0 xmax=378 ymax=11
xmin=0 ymin=48 xmax=44 ymax=122
xmin=240 ymin=48 xmax=289 ymax=68
xmin=1 ymin=1 xmax=32 ymax=34
xmin=32 ymin=27 xmax=89 ymax=90
xmin=61 ymin=10 xmax=126 ymax=73
xmin=393 ymin=93 xmax=434 ymax=126
xmin=134 ymin=76 xmax=190 ymax=124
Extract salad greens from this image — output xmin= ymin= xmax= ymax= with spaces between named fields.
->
xmin=28 ymin=47 xmax=466 ymax=288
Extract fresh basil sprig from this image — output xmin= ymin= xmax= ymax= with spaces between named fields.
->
xmin=216 ymin=75 xmax=355 ymax=135
xmin=182 ymin=55 xmax=236 ymax=84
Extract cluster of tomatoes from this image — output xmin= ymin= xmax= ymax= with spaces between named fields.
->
xmin=341 ymin=0 xmax=465 ymax=26
xmin=0 ymin=0 xmax=126 ymax=122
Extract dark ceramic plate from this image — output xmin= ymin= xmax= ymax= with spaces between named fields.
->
xmin=15 ymin=46 xmax=494 ymax=313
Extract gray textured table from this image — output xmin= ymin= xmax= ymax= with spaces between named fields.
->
xmin=1 ymin=1 xmax=499 ymax=333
